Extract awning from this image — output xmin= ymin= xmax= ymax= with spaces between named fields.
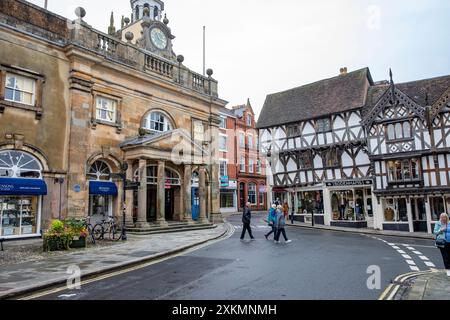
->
xmin=0 ymin=178 xmax=48 ymax=196
xmin=89 ymin=181 xmax=118 ymax=196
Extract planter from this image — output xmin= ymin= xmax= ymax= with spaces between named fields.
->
xmin=70 ymin=236 xmax=87 ymax=249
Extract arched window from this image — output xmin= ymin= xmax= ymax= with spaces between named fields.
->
xmin=0 ymin=150 xmax=42 ymax=179
xmin=395 ymin=123 xmax=403 ymax=139
xmin=403 ymin=122 xmax=411 ymax=138
xmin=88 ymin=161 xmax=111 ymax=181
xmin=143 ymin=111 xmax=173 ymax=132
xmin=387 ymin=124 xmax=395 ymax=140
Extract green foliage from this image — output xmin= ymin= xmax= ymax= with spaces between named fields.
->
xmin=43 ymin=218 xmax=87 ymax=252
xmin=50 ymin=219 xmax=65 ymax=233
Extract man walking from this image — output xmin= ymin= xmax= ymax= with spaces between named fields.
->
xmin=241 ymin=202 xmax=255 ymax=241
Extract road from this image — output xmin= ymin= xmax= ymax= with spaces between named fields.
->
xmin=31 ymin=213 xmax=442 ymax=300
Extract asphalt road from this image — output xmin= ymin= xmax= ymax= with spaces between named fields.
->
xmin=32 ymin=213 xmax=443 ymax=300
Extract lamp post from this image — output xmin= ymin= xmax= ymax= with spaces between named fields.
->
xmin=121 ymin=163 xmax=128 ymax=241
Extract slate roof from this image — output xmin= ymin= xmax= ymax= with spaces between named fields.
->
xmin=219 ymin=107 xmax=236 ymax=117
xmin=257 ymin=68 xmax=373 ymax=128
xmin=363 ymin=75 xmax=450 ymax=116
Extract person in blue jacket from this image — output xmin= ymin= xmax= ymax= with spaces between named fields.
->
xmin=434 ymin=213 xmax=450 ymax=276
xmin=265 ymin=204 xmax=278 ymax=240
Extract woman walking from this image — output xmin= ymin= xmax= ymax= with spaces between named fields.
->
xmin=434 ymin=213 xmax=450 ymax=276
xmin=265 ymin=204 xmax=277 ymax=240
xmin=274 ymin=205 xmax=292 ymax=244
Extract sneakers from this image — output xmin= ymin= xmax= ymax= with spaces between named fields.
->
xmin=286 ymin=240 xmax=293 ymax=244
xmin=251 ymin=238 xmax=256 ymax=241
xmin=274 ymin=240 xmax=280 ymax=244
xmin=446 ymin=270 xmax=450 ymax=277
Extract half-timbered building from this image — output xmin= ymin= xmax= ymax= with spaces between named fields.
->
xmin=258 ymin=67 xmax=450 ymax=233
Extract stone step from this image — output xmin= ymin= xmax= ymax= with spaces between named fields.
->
xmin=126 ymin=223 xmax=216 ymax=235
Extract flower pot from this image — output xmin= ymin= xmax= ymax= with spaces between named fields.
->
xmin=70 ymin=236 xmax=87 ymax=249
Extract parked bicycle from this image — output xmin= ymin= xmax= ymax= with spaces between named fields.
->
xmin=93 ymin=215 xmax=122 ymax=241
xmin=81 ymin=216 xmax=96 ymax=245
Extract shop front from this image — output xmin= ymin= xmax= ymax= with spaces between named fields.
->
xmin=220 ymin=179 xmax=237 ymax=214
xmin=295 ymin=189 xmax=325 ymax=225
xmin=326 ymin=179 xmax=374 ymax=229
xmin=0 ymin=150 xmax=47 ymax=239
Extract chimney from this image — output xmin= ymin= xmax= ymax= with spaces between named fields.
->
xmin=339 ymin=67 xmax=348 ymax=75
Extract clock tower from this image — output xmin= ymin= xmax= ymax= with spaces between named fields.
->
xmin=120 ymin=0 xmax=176 ymax=61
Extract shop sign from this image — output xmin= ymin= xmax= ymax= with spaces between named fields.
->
xmin=228 ymin=180 xmax=237 ymax=189
xmin=325 ymin=180 xmax=373 ymax=187
xmin=220 ymin=176 xmax=229 ymax=188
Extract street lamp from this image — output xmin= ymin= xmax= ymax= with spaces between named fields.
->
xmin=121 ymin=163 xmax=129 ymax=241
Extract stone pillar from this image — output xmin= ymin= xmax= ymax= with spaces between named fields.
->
xmin=323 ymin=186 xmax=332 ymax=226
xmin=125 ymin=160 xmax=134 ymax=227
xmin=136 ymin=159 xmax=148 ymax=228
xmin=198 ymin=165 xmax=209 ymax=223
xmin=157 ymin=161 xmax=168 ymax=226
xmin=184 ymin=165 xmax=193 ymax=223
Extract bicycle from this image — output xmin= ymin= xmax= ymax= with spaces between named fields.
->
xmin=81 ymin=217 xmax=96 ymax=245
xmin=93 ymin=216 xmax=122 ymax=241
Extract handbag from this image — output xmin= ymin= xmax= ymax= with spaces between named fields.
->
xmin=436 ymin=238 xmax=446 ymax=249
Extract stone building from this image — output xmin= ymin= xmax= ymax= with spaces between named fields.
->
xmin=0 ymin=0 xmax=226 ymax=240
xmin=258 ymin=67 xmax=450 ymax=233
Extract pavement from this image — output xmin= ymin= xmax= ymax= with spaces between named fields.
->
xmin=381 ymin=269 xmax=450 ymax=300
xmin=0 ymin=223 xmax=231 ymax=300
xmin=22 ymin=214 xmax=448 ymax=300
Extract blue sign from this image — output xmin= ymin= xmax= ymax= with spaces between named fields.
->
xmin=73 ymin=184 xmax=81 ymax=193
xmin=220 ymin=176 xmax=229 ymax=188
xmin=0 ymin=178 xmax=48 ymax=196
xmin=89 ymin=181 xmax=118 ymax=196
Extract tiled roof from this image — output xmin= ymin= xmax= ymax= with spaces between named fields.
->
xmin=257 ymin=68 xmax=372 ymax=128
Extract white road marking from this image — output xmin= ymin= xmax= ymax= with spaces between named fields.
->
xmin=425 ymin=261 xmax=436 ymax=268
xmin=413 ymin=251 xmax=423 ymax=255
xmin=410 ymin=266 xmax=420 ymax=271
xmin=58 ymin=294 xmax=77 ymax=298
xmin=402 ymin=254 xmax=412 ymax=259
xmin=397 ymin=250 xmax=406 ymax=254
xmin=419 ymin=256 xmax=429 ymax=261
xmin=406 ymin=260 xmax=416 ymax=266
xmin=387 ymin=243 xmax=395 ymax=246
xmin=392 ymin=246 xmax=401 ymax=250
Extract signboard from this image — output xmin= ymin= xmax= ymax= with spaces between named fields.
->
xmin=325 ymin=180 xmax=373 ymax=187
xmin=228 ymin=180 xmax=237 ymax=189
xmin=125 ymin=181 xmax=140 ymax=191
xmin=220 ymin=176 xmax=229 ymax=188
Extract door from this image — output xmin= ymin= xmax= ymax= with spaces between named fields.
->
xmin=191 ymin=187 xmax=200 ymax=221
xmin=147 ymin=186 xmax=157 ymax=222
xmin=165 ymin=188 xmax=174 ymax=221
xmin=239 ymin=183 xmax=246 ymax=209
xmin=366 ymin=194 xmax=374 ymax=229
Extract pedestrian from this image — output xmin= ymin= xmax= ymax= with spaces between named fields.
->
xmin=274 ymin=205 xmax=292 ymax=244
xmin=265 ymin=204 xmax=278 ymax=240
xmin=434 ymin=213 xmax=450 ymax=276
xmin=282 ymin=201 xmax=289 ymax=220
xmin=241 ymin=202 xmax=255 ymax=241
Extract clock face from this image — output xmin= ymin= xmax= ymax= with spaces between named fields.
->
xmin=150 ymin=28 xmax=168 ymax=50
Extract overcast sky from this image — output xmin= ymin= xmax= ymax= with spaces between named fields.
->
xmin=29 ymin=0 xmax=450 ymax=117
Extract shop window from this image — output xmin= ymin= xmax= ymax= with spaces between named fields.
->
xmin=298 ymin=191 xmax=324 ymax=215
xmin=316 ymin=118 xmax=331 ymax=133
xmin=220 ymin=189 xmax=235 ymax=208
xmin=387 ymin=159 xmax=420 ymax=182
xmin=248 ymin=183 xmax=257 ymax=204
xmin=384 ymin=198 xmax=408 ymax=222
xmin=95 ymin=96 xmax=117 ymax=123
xmin=387 ymin=122 xmax=412 ymax=141
xmin=430 ymin=197 xmax=445 ymax=221
xmin=143 ymin=111 xmax=173 ymax=132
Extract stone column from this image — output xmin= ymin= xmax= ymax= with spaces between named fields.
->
xmin=406 ymin=197 xmax=414 ymax=233
xmin=198 ymin=165 xmax=209 ymax=223
xmin=136 ymin=159 xmax=148 ymax=228
xmin=425 ymin=196 xmax=433 ymax=234
xmin=184 ymin=165 xmax=193 ymax=223
xmin=125 ymin=160 xmax=134 ymax=227
xmin=157 ymin=160 xmax=168 ymax=226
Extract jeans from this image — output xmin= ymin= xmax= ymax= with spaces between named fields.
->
xmin=265 ymin=225 xmax=276 ymax=238
xmin=439 ymin=243 xmax=450 ymax=269
xmin=241 ymin=223 xmax=254 ymax=240
xmin=275 ymin=228 xmax=288 ymax=242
